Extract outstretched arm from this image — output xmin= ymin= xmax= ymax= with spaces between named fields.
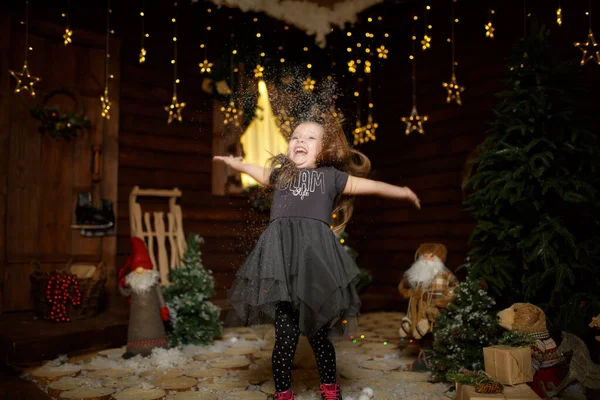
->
xmin=212 ymin=156 xmax=270 ymax=186
xmin=343 ymin=175 xmax=421 ymax=209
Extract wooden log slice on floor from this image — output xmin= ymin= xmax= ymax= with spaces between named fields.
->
xmin=386 ymin=371 xmax=431 ymax=382
xmin=87 ymin=368 xmax=135 ymax=379
xmin=183 ymin=368 xmax=227 ymax=379
xmin=140 ymin=368 xmax=183 ymax=379
xmin=219 ymin=392 xmax=267 ymax=400
xmin=59 ymin=387 xmax=114 ymax=400
xmin=152 ymin=376 xmax=198 ymax=391
xmin=167 ymin=391 xmax=218 ymax=400
xmin=338 ymin=366 xmax=382 ymax=380
xmin=31 ymin=365 xmax=82 ymax=384
xmin=112 ymin=388 xmax=167 ymax=400
xmin=225 ymin=327 xmax=252 ymax=334
xmin=47 ymin=377 xmax=84 ymax=398
xmin=359 ymin=359 xmax=405 ymax=371
xmin=97 ymin=348 xmax=126 ymax=358
xmin=192 ymin=353 xmax=222 ymax=361
xmin=103 ymin=376 xmax=146 ymax=389
xmin=223 ymin=347 xmax=257 ymax=358
xmin=208 ymin=358 xmax=250 ymax=370
xmin=198 ymin=381 xmax=248 ymax=392
xmin=252 ymin=350 xmax=272 ymax=360
xmin=262 ymin=329 xmax=275 ymax=343
xmin=259 ymin=379 xmax=275 ymax=395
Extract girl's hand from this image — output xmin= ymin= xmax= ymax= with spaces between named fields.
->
xmin=213 ymin=155 xmax=242 ymax=167
xmin=404 ymin=187 xmax=421 ymax=209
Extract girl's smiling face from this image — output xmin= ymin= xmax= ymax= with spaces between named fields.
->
xmin=288 ymin=122 xmax=324 ymax=168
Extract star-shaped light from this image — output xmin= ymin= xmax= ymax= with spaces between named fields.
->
xmin=165 ymin=94 xmax=186 ymax=124
xmin=442 ymin=73 xmax=465 ymax=105
xmin=401 ymin=105 xmax=428 ymax=135
xmin=9 ymin=62 xmax=41 ymax=96
xmin=302 ymin=77 xmax=316 ymax=92
xmin=63 ymin=28 xmax=73 ymax=46
xmin=198 ymin=59 xmax=213 ymax=74
xmin=421 ymin=34 xmax=432 ymax=51
xmin=377 ymin=45 xmax=388 ymax=59
xmin=100 ymin=85 xmax=111 ymax=119
xmin=485 ymin=21 xmax=495 ymax=39
xmin=347 ymin=60 xmax=357 ymax=73
xmin=253 ymin=64 xmax=264 ymax=78
xmin=353 ymin=116 xmax=378 ymax=145
xmin=139 ymin=47 xmax=147 ymax=64
xmin=574 ymin=29 xmax=600 ymax=66
xmin=221 ymin=99 xmax=242 ymax=127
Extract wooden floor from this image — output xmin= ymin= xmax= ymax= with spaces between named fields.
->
xmin=0 ymin=306 xmax=128 ymax=369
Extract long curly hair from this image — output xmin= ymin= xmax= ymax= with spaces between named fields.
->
xmin=268 ymin=112 xmax=371 ymax=234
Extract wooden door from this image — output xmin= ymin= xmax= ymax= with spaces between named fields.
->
xmin=0 ymin=17 xmax=119 ymax=313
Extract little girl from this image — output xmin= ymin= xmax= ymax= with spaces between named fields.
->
xmin=213 ymin=116 xmax=420 ymax=400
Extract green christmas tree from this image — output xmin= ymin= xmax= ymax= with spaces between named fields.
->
xmin=430 ymin=278 xmax=502 ymax=380
xmin=462 ymin=26 xmax=600 ymax=335
xmin=163 ymin=234 xmax=223 ymax=346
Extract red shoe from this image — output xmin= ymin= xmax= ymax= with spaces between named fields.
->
xmin=319 ymin=383 xmax=342 ymax=400
xmin=274 ymin=390 xmax=295 ymax=400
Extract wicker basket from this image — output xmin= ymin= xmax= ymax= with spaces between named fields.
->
xmin=30 ymin=260 xmax=107 ymax=320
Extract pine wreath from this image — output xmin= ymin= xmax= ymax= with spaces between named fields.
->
xmin=30 ymin=88 xmax=91 ymax=140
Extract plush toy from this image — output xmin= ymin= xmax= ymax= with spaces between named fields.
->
xmin=497 ymin=303 xmax=563 ymax=397
xmin=589 ymin=314 xmax=600 ymax=342
xmin=398 ymin=243 xmax=458 ymax=339
xmin=118 ymin=237 xmax=169 ymax=358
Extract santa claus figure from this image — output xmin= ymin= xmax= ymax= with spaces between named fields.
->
xmin=398 ymin=243 xmax=458 ymax=339
xmin=118 ymin=237 xmax=169 ymax=358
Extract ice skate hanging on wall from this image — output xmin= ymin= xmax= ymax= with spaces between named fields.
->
xmin=71 ymin=145 xmax=116 ymax=237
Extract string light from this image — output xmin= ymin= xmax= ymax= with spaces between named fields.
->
xmin=485 ymin=9 xmax=495 ymax=39
xmin=221 ymin=16 xmax=242 ymax=128
xmin=45 ymin=274 xmax=81 ymax=323
xmin=302 ymin=77 xmax=316 ymax=92
xmin=401 ymin=19 xmax=428 ymax=135
xmin=198 ymin=7 xmax=214 ymax=74
xmin=442 ymin=1 xmax=465 ymax=106
xmin=377 ymin=45 xmax=388 ymax=59
xmin=253 ymin=64 xmax=264 ymax=78
xmin=421 ymin=4 xmax=432 ymax=51
xmin=62 ymin=1 xmax=72 ymax=46
xmin=100 ymin=1 xmax=112 ymax=118
xmin=574 ymin=0 xmax=600 ymax=65
xmin=556 ymin=1 xmax=562 ymax=26
xmin=8 ymin=0 xmax=41 ymax=96
xmin=139 ymin=2 xmax=147 ymax=63
xmin=165 ymin=2 xmax=186 ymax=124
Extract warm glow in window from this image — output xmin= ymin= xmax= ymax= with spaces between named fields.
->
xmin=239 ymin=80 xmax=288 ymax=187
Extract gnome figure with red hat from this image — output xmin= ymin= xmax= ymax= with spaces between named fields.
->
xmin=118 ymin=237 xmax=169 ymax=359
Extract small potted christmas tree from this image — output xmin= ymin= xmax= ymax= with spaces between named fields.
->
xmin=163 ymin=234 xmax=223 ymax=346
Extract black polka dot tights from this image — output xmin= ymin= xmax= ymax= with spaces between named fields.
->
xmin=272 ymin=302 xmax=337 ymax=392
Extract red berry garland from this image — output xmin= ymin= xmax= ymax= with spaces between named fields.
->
xmin=45 ymin=273 xmax=82 ymax=322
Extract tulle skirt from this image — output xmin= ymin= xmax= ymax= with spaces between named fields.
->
xmin=226 ymin=217 xmax=361 ymax=339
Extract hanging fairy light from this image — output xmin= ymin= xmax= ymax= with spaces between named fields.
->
xmin=556 ymin=1 xmax=562 ymax=26
xmin=574 ymin=0 xmax=600 ymax=65
xmin=62 ymin=0 xmax=72 ymax=46
xmin=198 ymin=7 xmax=214 ymax=74
xmin=139 ymin=1 xmax=147 ymax=63
xmin=100 ymin=0 xmax=112 ymax=118
xmin=8 ymin=0 xmax=41 ymax=96
xmin=485 ymin=8 xmax=495 ymax=39
xmin=165 ymin=2 xmax=185 ymax=124
xmin=442 ymin=2 xmax=465 ymax=106
xmin=401 ymin=16 xmax=428 ymax=135
xmin=221 ymin=16 xmax=242 ymax=128
xmin=421 ymin=4 xmax=432 ymax=51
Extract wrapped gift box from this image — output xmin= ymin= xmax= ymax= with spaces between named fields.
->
xmin=456 ymin=383 xmax=540 ymax=400
xmin=484 ymin=345 xmax=533 ymax=385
